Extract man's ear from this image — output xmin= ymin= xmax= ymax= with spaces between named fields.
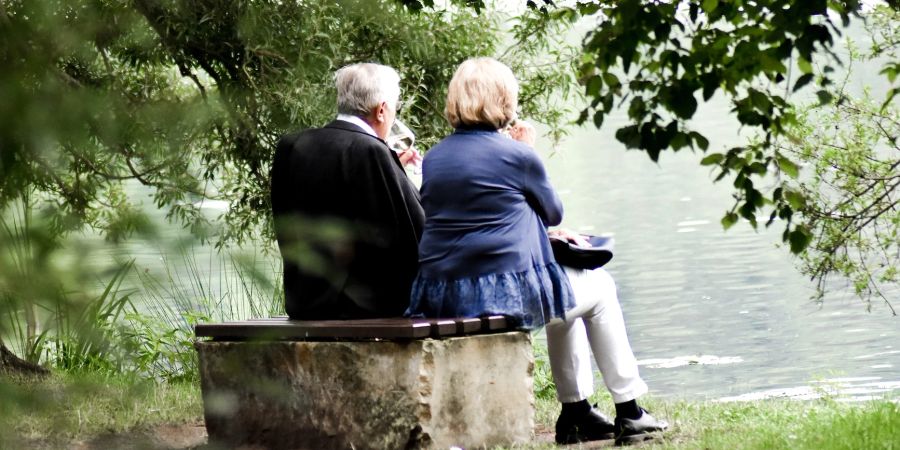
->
xmin=375 ymin=101 xmax=388 ymax=123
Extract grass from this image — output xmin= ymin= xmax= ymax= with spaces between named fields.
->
xmin=525 ymin=393 xmax=900 ymax=449
xmin=1 ymin=371 xmax=897 ymax=450
xmin=0 ymin=372 xmax=202 ymax=449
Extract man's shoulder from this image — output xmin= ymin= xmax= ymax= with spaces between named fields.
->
xmin=280 ymin=121 xmax=385 ymax=149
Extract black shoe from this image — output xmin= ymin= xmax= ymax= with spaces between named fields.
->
xmin=555 ymin=405 xmax=616 ymax=444
xmin=614 ymin=407 xmax=668 ymax=446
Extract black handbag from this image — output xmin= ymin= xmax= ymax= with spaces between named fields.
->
xmin=550 ymin=235 xmax=614 ymax=270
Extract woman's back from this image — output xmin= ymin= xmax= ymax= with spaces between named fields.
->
xmin=406 ymin=57 xmax=574 ymax=329
xmin=418 ymin=128 xmax=560 ymax=279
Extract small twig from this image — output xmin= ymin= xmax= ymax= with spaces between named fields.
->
xmin=177 ymin=61 xmax=208 ymax=101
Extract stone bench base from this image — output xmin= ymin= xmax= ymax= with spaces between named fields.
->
xmin=196 ymin=331 xmax=534 ymax=449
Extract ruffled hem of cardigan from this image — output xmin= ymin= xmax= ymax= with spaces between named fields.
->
xmin=404 ymin=262 xmax=575 ymax=330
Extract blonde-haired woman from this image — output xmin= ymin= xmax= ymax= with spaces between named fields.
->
xmin=406 ymin=57 xmax=667 ymax=446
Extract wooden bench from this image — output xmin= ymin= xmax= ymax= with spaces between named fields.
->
xmin=195 ymin=315 xmax=512 ymax=341
xmin=194 ymin=316 xmax=534 ymax=450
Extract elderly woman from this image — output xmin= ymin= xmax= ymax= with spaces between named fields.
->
xmin=406 ymin=57 xmax=667 ymax=445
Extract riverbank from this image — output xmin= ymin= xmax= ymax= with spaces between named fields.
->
xmin=2 ymin=372 xmax=897 ymax=449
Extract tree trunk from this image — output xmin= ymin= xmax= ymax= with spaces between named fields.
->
xmin=0 ymin=342 xmax=48 ymax=377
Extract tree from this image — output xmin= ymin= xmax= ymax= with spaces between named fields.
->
xmin=0 ymin=0 xmax=494 ymax=245
xmin=566 ymin=0 xmax=898 ymax=311
xmin=780 ymin=6 xmax=899 ymax=312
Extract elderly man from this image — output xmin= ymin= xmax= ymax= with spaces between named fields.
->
xmin=270 ymin=63 xmax=424 ymax=320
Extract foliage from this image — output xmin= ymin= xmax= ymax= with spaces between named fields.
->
xmin=771 ymin=6 xmax=898 ymax=310
xmin=122 ymin=249 xmax=283 ymax=382
xmin=566 ymin=1 xmax=875 ymax=239
xmin=1 ymin=252 xmax=136 ymax=376
xmin=0 ymin=192 xmax=132 ymax=372
xmin=784 ymin=90 xmax=898 ymax=311
xmin=564 ymin=1 xmax=899 ymax=308
xmin=0 ymin=0 xmax=529 ymax=248
xmin=44 ymin=261 xmax=135 ymax=374
xmin=0 ymin=194 xmax=44 ymax=364
xmin=1 ymin=186 xmax=281 ymax=380
xmin=531 ymin=338 xmax=557 ymax=401
xmin=500 ymin=6 xmax=585 ymax=145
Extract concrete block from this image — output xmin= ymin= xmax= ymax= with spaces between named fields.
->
xmin=196 ymin=332 xmax=533 ymax=449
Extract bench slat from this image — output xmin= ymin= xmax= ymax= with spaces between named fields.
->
xmin=195 ymin=316 xmax=512 ymax=340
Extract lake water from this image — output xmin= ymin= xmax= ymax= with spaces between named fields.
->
xmin=107 ymin=16 xmax=898 ymax=403
xmin=540 ymin=115 xmax=899 ymax=402
xmin=535 ymin=15 xmax=898 ymax=401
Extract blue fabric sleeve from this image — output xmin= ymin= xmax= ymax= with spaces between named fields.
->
xmin=520 ymin=149 xmax=563 ymax=226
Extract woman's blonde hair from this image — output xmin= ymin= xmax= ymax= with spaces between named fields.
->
xmin=445 ymin=57 xmax=518 ymax=129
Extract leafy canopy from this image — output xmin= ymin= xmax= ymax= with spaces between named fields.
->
xmin=0 ymin=0 xmax=503 ymax=246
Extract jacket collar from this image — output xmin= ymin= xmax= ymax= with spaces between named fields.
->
xmin=335 ymin=114 xmax=378 ymax=137
xmin=324 ymin=119 xmax=387 ymax=145
xmin=322 ymin=120 xmax=403 ymax=169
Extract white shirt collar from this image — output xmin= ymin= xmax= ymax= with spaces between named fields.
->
xmin=336 ymin=114 xmax=378 ymax=138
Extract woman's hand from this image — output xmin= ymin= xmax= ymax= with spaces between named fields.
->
xmin=398 ymin=146 xmax=423 ymax=167
xmin=548 ymin=228 xmax=591 ymax=248
xmin=508 ymin=120 xmax=536 ymax=147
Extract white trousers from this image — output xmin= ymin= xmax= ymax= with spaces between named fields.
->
xmin=545 ymin=267 xmax=649 ymax=404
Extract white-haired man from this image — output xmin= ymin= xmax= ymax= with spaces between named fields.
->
xmin=270 ymin=63 xmax=424 ymax=320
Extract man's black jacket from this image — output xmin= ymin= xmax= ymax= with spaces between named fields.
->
xmin=270 ymin=120 xmax=425 ymax=319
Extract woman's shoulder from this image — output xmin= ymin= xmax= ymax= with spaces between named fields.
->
xmin=424 ymin=131 xmax=539 ymax=170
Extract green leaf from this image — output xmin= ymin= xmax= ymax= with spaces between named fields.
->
xmin=627 ymin=96 xmax=646 ymax=120
xmin=788 ymin=226 xmax=812 ymax=254
xmin=797 ymin=57 xmax=813 ymax=74
xmin=721 ymin=211 xmax=739 ymax=230
xmin=702 ymin=0 xmax=719 ymax=13
xmin=758 ymin=53 xmax=788 ymax=74
xmin=741 ymin=202 xmax=758 ymax=229
xmin=879 ymin=63 xmax=899 ymax=83
xmin=776 ymin=154 xmax=799 ymax=178
xmin=602 ymin=72 xmax=621 ymax=89
xmin=793 ymin=73 xmax=814 ymax=92
xmin=670 ymin=131 xmax=690 ymax=150
xmin=701 ymin=72 xmax=719 ymax=101
xmin=586 ymin=75 xmax=603 ymax=97
xmin=700 ymin=153 xmax=724 ymax=165
xmin=747 ymin=162 xmax=768 ymax=175
xmin=615 ymin=125 xmax=641 ymax=149
xmin=748 ymin=89 xmax=771 ymax=111
xmin=670 ymin=90 xmax=698 ymax=119
xmin=690 ymin=132 xmax=710 ymax=151
xmin=784 ymin=189 xmax=806 ymax=210
xmin=881 ymin=87 xmax=899 ymax=111
xmin=593 ymin=110 xmax=605 ymax=128
xmin=816 ymin=90 xmax=834 ymax=105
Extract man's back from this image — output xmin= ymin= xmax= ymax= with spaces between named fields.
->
xmin=271 ymin=120 xmax=424 ymax=319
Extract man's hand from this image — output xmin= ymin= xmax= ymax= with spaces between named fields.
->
xmin=548 ymin=228 xmax=591 ymax=248
xmin=508 ymin=120 xmax=536 ymax=147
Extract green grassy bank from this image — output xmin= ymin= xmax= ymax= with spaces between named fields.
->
xmin=0 ymin=373 xmax=202 ymax=449
xmin=533 ymin=392 xmax=900 ymax=449
xmin=2 ymin=373 xmax=897 ymax=449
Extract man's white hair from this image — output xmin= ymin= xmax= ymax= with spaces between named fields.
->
xmin=335 ymin=63 xmax=401 ymax=117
